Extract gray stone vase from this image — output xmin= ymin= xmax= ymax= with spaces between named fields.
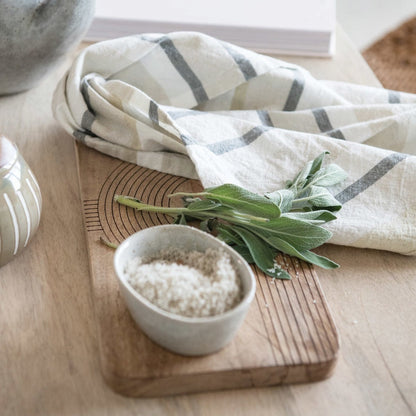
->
xmin=0 ymin=0 xmax=95 ymax=95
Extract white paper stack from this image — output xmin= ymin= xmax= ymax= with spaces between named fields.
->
xmin=86 ymin=0 xmax=336 ymax=57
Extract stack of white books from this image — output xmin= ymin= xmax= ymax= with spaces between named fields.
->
xmin=86 ymin=0 xmax=336 ymax=57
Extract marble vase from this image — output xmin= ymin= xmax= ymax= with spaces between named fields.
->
xmin=0 ymin=0 xmax=95 ymax=95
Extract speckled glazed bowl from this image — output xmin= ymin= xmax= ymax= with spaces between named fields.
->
xmin=0 ymin=135 xmax=42 ymax=267
xmin=114 ymin=225 xmax=256 ymax=356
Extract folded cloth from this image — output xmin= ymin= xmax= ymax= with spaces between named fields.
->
xmin=52 ymin=32 xmax=416 ymax=255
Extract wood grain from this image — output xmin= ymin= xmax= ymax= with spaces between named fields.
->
xmin=75 ymin=142 xmax=339 ymax=396
xmin=1 ymin=27 xmax=415 ymax=416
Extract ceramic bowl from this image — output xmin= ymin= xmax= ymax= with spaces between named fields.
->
xmin=0 ymin=135 xmax=42 ymax=267
xmin=114 ymin=224 xmax=256 ymax=356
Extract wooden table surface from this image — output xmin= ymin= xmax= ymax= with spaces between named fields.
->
xmin=1 ymin=28 xmax=415 ymax=416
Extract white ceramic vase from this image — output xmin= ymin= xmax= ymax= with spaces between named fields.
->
xmin=0 ymin=136 xmax=42 ymax=267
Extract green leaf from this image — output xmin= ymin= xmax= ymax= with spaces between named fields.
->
xmin=246 ymin=216 xmax=333 ymax=250
xmin=309 ymin=164 xmax=348 ymax=187
xmin=287 ymin=153 xmax=347 ymax=197
xmin=199 ymin=219 xmax=210 ymax=231
xmin=174 ymin=214 xmax=187 ymax=225
xmin=297 ymin=250 xmax=339 ymax=269
xmin=251 ymin=233 xmax=338 ymax=269
xmin=290 ymin=160 xmax=313 ymax=190
xmin=204 ymin=184 xmax=281 ymax=218
xmin=291 ymin=186 xmax=342 ymax=212
xmin=182 ymin=196 xmax=201 ymax=206
xmin=186 ymin=199 xmax=221 ymax=211
xmin=308 ymin=151 xmax=330 ymax=177
xmin=265 ymin=189 xmax=294 ymax=212
xmin=282 ymin=210 xmax=337 ymax=224
xmin=215 ymin=223 xmax=244 ymax=246
xmin=306 ymin=186 xmax=342 ymax=212
xmin=231 ymin=245 xmax=255 ymax=264
xmin=231 ymin=226 xmax=290 ymax=279
xmin=269 ymin=267 xmax=291 ymax=280
xmin=289 ymin=151 xmax=330 ymax=190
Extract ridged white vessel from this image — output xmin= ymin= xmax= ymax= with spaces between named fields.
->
xmin=0 ymin=136 xmax=42 ymax=267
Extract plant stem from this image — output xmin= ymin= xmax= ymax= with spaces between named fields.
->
xmin=114 ymin=195 xmax=187 ymax=215
xmin=100 ymin=237 xmax=119 ymax=249
xmin=115 ymin=195 xmax=269 ymax=223
xmin=168 ymin=191 xmax=209 ymax=198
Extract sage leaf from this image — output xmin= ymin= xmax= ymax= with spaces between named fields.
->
xmin=265 ymin=189 xmax=294 ymax=212
xmin=252 ymin=233 xmax=338 ymax=269
xmin=232 ymin=226 xmax=290 ymax=279
xmin=215 ymin=223 xmax=244 ymax=246
xmin=290 ymin=160 xmax=313 ymax=190
xmin=232 ymin=245 xmax=255 ymax=264
xmin=206 ymin=204 xmax=270 ymax=223
xmin=204 ymin=184 xmax=281 ymax=218
xmin=305 ymin=186 xmax=342 ymax=212
xmin=199 ymin=219 xmax=210 ymax=231
xmin=308 ymin=151 xmax=330 ymax=177
xmin=309 ymin=164 xmax=348 ymax=187
xmin=186 ymin=199 xmax=221 ymax=211
xmin=246 ymin=216 xmax=333 ymax=250
xmin=174 ymin=214 xmax=187 ymax=225
xmin=282 ymin=210 xmax=337 ymax=223
xmin=297 ymin=250 xmax=339 ymax=269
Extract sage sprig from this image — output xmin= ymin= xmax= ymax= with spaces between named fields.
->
xmin=114 ymin=152 xmax=347 ymax=279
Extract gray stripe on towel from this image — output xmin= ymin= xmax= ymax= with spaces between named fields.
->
xmin=159 ymin=37 xmax=209 ymax=104
xmin=326 ymin=129 xmax=346 ymax=140
xmin=80 ymin=111 xmax=95 ymax=132
xmin=222 ymin=43 xmax=257 ymax=81
xmin=335 ymin=152 xmax=407 ymax=204
xmin=81 ymin=78 xmax=93 ymax=110
xmin=257 ymin=110 xmax=274 ymax=126
xmin=180 ymin=133 xmax=197 ymax=145
xmin=312 ymin=108 xmax=333 ymax=132
xmin=167 ymin=109 xmax=198 ymax=119
xmin=80 ymin=77 xmax=96 ymax=132
xmin=283 ymin=69 xmax=305 ymax=111
xmin=73 ymin=130 xmax=86 ymax=143
xmin=206 ymin=125 xmax=272 ymax=154
xmin=312 ymin=108 xmax=345 ymax=140
xmin=149 ymin=100 xmax=159 ymax=124
xmin=388 ymin=90 xmax=401 ymax=104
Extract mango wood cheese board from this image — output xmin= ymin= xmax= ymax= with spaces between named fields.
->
xmin=74 ymin=141 xmax=339 ymax=397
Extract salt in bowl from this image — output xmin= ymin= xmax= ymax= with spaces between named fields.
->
xmin=114 ymin=224 xmax=256 ymax=356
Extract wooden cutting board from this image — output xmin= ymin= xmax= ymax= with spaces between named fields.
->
xmin=75 ymin=141 xmax=339 ymax=397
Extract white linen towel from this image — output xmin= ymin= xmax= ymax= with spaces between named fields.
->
xmin=52 ymin=32 xmax=416 ymax=255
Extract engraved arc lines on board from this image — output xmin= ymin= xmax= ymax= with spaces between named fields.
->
xmin=97 ymin=162 xmax=189 ymax=243
xmin=83 ymin=199 xmax=103 ymax=232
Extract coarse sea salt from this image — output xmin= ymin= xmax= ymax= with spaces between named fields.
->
xmin=124 ymin=247 xmax=242 ymax=318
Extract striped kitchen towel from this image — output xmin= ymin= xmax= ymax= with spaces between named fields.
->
xmin=52 ymin=32 xmax=416 ymax=255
